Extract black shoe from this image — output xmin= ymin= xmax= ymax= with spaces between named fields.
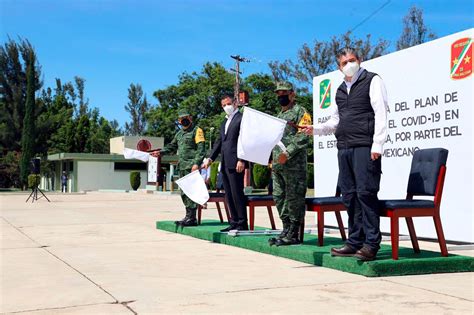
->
xmin=220 ymin=225 xmax=237 ymax=232
xmin=181 ymin=208 xmax=198 ymax=227
xmin=354 ymin=246 xmax=377 ymax=261
xmin=175 ymin=208 xmax=191 ymax=225
xmin=275 ymin=222 xmax=301 ymax=246
xmin=330 ymin=244 xmax=358 ymax=257
xmin=268 ymin=237 xmax=277 ymax=246
xmin=181 ymin=219 xmax=198 ymax=227
xmin=235 ymin=223 xmax=249 ymax=231
xmin=269 ymin=220 xmax=291 ymax=246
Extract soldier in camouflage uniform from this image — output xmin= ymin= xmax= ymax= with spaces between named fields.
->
xmin=153 ymin=110 xmax=206 ymax=226
xmin=269 ymin=81 xmax=312 ymax=246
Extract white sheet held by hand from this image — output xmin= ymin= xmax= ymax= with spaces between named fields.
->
xmin=175 ymin=170 xmax=209 ymax=205
xmin=237 ymin=107 xmax=287 ymax=165
xmin=123 ymin=148 xmax=150 ymax=162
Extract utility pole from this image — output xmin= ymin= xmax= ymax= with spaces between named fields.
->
xmin=230 ymin=55 xmax=252 ymax=189
xmin=230 ymin=55 xmax=249 ymax=106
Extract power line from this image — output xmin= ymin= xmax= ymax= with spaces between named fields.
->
xmin=350 ymin=0 xmax=391 ymax=32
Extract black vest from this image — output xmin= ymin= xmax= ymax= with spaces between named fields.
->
xmin=335 ymin=69 xmax=377 ymax=149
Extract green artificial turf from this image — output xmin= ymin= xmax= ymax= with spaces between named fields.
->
xmin=156 ymin=220 xmax=474 ymax=277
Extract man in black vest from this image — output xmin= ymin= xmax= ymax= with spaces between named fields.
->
xmin=203 ymin=94 xmax=248 ymax=231
xmin=304 ymin=47 xmax=388 ymax=261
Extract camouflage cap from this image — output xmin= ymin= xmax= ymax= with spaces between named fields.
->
xmin=274 ymin=81 xmax=294 ymax=92
xmin=177 ymin=109 xmax=191 ymax=118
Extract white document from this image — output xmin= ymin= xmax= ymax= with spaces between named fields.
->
xmin=175 ymin=170 xmax=210 ymax=205
xmin=123 ymin=148 xmax=150 ymax=162
xmin=237 ymin=107 xmax=287 ymax=165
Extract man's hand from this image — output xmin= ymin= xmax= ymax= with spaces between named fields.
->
xmin=278 ymin=152 xmax=288 ymax=164
xmin=236 ymin=160 xmax=245 ymax=173
xmin=371 ymin=152 xmax=381 ymax=160
xmin=150 ymin=151 xmax=161 ymax=158
xmin=191 ymin=164 xmax=199 ymax=172
xmin=202 ymin=158 xmax=211 ymax=169
xmin=302 ymin=125 xmax=314 ymax=136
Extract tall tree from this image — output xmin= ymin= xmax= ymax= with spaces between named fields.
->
xmin=74 ymin=76 xmax=89 ymax=116
xmin=0 ymin=37 xmax=42 ymax=153
xmin=124 ymin=83 xmax=149 ymax=136
xmin=19 ymin=52 xmax=36 ymax=186
xmin=397 ymin=6 xmax=436 ymax=50
xmin=268 ymin=31 xmax=389 ymax=92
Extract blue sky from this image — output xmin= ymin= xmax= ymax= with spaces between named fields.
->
xmin=1 ymin=0 xmax=473 ymax=126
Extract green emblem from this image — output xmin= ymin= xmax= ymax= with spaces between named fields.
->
xmin=319 ymin=79 xmax=331 ymax=109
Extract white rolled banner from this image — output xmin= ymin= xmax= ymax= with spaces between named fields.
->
xmin=237 ymin=107 xmax=287 ymax=165
xmin=175 ymin=170 xmax=210 ymax=205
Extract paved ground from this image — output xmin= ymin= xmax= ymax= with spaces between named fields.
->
xmin=1 ymin=192 xmax=473 ymax=314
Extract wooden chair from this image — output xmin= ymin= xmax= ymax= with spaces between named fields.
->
xmin=379 ymin=148 xmax=449 ymax=260
xmin=246 ymin=195 xmax=276 ymax=230
xmin=303 ymin=188 xmax=347 ymax=246
xmin=197 ymin=172 xmax=231 ymax=225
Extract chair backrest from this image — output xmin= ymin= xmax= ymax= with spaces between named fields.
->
xmin=407 ymin=148 xmax=448 ymax=196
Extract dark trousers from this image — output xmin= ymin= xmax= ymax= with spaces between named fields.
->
xmin=338 ymin=147 xmax=382 ymax=251
xmin=221 ymin=167 xmax=247 ymax=226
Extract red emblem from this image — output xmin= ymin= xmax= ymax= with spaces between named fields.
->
xmin=137 ymin=139 xmax=152 ymax=152
xmin=451 ymin=37 xmax=472 ymax=80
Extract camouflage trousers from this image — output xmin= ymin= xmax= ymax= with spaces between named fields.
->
xmin=179 ymin=169 xmax=197 ymax=209
xmin=272 ymin=167 xmax=307 ymax=224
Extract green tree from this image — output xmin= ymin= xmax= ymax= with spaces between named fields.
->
xmin=75 ymin=115 xmax=90 ymax=152
xmin=268 ymin=31 xmax=389 ymax=92
xmin=397 ymin=5 xmax=436 ymax=50
xmin=19 ymin=52 xmax=36 ymax=186
xmin=125 ymin=83 xmax=149 ymax=136
xmin=0 ymin=37 xmax=42 ymax=153
xmin=74 ymin=76 xmax=89 ymax=116
xmin=147 ymin=62 xmax=234 ymax=145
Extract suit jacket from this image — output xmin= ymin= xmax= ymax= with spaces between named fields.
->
xmin=210 ymin=111 xmax=247 ymax=170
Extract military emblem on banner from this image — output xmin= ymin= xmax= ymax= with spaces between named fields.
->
xmin=319 ymin=79 xmax=331 ymax=109
xmin=451 ymin=37 xmax=472 ymax=80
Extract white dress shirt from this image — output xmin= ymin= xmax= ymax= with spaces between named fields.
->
xmin=225 ymin=107 xmax=239 ymax=135
xmin=313 ymin=67 xmax=388 ymax=154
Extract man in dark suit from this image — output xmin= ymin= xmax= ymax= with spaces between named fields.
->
xmin=203 ymin=94 xmax=248 ymax=231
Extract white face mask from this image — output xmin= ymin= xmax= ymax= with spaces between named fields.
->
xmin=223 ymin=105 xmax=235 ymax=116
xmin=342 ymin=61 xmax=360 ymax=77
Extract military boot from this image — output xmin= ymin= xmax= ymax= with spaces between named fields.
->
xmin=275 ymin=222 xmax=301 ymax=246
xmin=268 ymin=219 xmax=291 ymax=246
xmin=175 ymin=208 xmax=190 ymax=225
xmin=181 ymin=208 xmax=198 ymax=227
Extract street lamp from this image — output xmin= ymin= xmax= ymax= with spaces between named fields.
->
xmin=209 ymin=127 xmax=215 ymax=150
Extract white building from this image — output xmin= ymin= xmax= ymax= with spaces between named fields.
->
xmin=42 ymin=136 xmax=177 ymax=192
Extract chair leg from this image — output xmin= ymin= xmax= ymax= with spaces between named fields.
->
xmin=405 ymin=217 xmax=420 ymax=253
xmin=266 ymin=206 xmax=276 ymax=230
xmin=390 ymin=216 xmax=399 ymax=260
xmin=335 ymin=211 xmax=346 ymax=241
xmin=249 ymin=204 xmax=255 ymax=230
xmin=197 ymin=206 xmax=202 ymax=225
xmin=317 ymin=209 xmax=324 ymax=246
xmin=215 ymin=202 xmax=224 ymax=223
xmin=433 ymin=214 xmax=449 ymax=257
xmin=299 ymin=217 xmax=305 ymax=243
xmin=223 ymin=201 xmax=231 ymax=223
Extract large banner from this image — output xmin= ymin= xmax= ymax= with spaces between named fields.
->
xmin=312 ymin=29 xmax=473 ymax=242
